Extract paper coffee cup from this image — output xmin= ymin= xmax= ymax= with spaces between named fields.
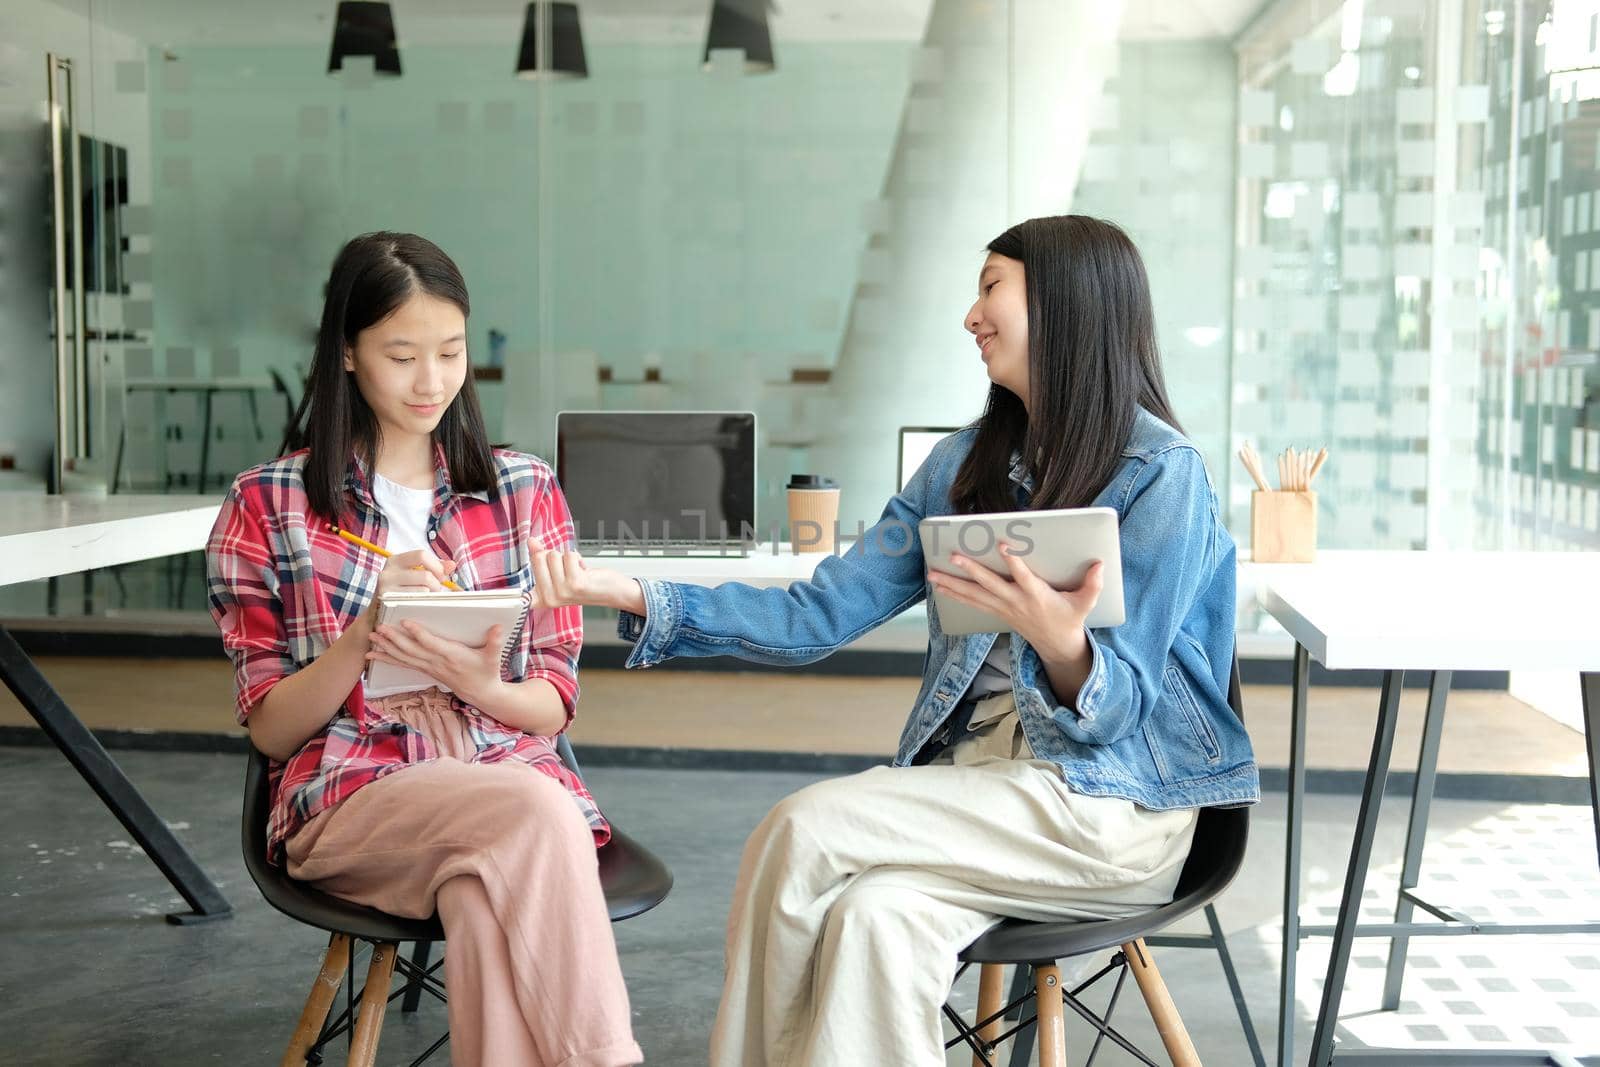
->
xmin=786 ymin=474 xmax=839 ymax=554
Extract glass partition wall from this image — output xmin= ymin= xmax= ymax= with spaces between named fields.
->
xmin=2 ymin=0 xmax=1592 ymax=628
xmin=1235 ymin=0 xmax=1600 ymax=553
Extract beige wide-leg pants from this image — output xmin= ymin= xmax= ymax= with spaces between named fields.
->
xmin=710 ymin=692 xmax=1199 ymax=1067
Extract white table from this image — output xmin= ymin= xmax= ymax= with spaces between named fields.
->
xmin=0 ymin=494 xmax=231 ymax=923
xmin=589 ymin=543 xmax=829 ymax=587
xmin=0 ymin=495 xmax=221 ymax=587
xmin=1260 ymin=551 xmax=1600 ymax=1067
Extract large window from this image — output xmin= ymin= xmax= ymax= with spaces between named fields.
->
xmin=1235 ymin=0 xmax=1600 ymax=551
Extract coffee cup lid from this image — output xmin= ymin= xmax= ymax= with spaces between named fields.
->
xmin=787 ymin=474 xmax=838 ymax=489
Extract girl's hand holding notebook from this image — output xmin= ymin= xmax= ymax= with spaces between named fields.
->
xmin=365 ymin=588 xmax=528 ymax=706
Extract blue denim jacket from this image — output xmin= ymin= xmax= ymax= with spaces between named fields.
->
xmin=617 ymin=408 xmax=1259 ymax=810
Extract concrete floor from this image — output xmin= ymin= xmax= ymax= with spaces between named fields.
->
xmin=2 ymin=745 xmax=1597 ymax=1066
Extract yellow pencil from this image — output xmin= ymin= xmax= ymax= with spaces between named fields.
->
xmin=328 ymin=524 xmax=462 ymax=590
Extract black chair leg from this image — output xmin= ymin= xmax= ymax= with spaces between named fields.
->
xmin=1008 ymin=963 xmax=1038 ymax=1067
xmin=402 ymin=940 xmax=434 ymax=1014
xmin=1205 ymin=902 xmax=1266 ymax=1067
xmin=1003 ymin=962 xmax=1031 ymax=1021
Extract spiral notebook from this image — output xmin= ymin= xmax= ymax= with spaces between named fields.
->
xmin=366 ymin=588 xmax=530 ymax=693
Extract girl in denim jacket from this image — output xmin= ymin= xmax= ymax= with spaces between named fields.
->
xmin=536 ymin=215 xmax=1258 ymax=1067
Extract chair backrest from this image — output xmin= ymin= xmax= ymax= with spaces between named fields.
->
xmin=1227 ymin=654 xmax=1243 ymax=724
xmin=240 ymin=744 xmax=447 ymax=940
xmin=241 ymin=746 xmax=274 ymax=887
xmin=1165 ymin=656 xmax=1249 ymax=904
xmin=556 ymin=732 xmax=584 ymax=781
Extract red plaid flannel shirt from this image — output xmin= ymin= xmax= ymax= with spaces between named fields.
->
xmin=206 ymin=444 xmax=607 ymax=863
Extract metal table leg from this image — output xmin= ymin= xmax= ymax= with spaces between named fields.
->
xmin=246 ymin=388 xmax=263 ymax=442
xmin=1381 ymin=670 xmax=1451 ymax=1010
xmin=1584 ymin=672 xmax=1599 ymax=873
xmin=0 ymin=624 xmax=231 ymax=923
xmin=198 ymin=387 xmax=216 ymax=493
xmin=1278 ymin=642 xmax=1311 ymax=1067
xmin=112 ymin=418 xmax=126 ymax=493
xmin=1307 ymin=668 xmax=1405 ymax=1067
xmin=160 ymin=387 xmax=174 ymax=490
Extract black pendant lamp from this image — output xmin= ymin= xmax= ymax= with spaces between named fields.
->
xmin=327 ymin=1 xmax=401 ymax=77
xmin=516 ymin=2 xmax=588 ymax=80
xmin=702 ymin=0 xmax=775 ymax=73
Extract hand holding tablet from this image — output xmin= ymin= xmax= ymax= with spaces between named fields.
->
xmin=917 ymin=507 xmax=1125 ymax=635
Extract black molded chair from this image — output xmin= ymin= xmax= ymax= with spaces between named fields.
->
xmin=946 ymin=659 xmax=1261 ymax=1067
xmin=242 ymin=734 xmax=673 ymax=1067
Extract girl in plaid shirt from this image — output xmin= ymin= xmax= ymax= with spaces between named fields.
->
xmin=206 ymin=232 xmax=640 ymax=1067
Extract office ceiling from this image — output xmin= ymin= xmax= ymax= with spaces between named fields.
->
xmin=45 ymin=0 xmax=1267 ymax=48
xmin=1122 ymin=0 xmax=1265 ymax=40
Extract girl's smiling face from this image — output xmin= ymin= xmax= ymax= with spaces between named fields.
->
xmin=964 ymin=252 xmax=1029 ymax=407
xmin=342 ymin=290 xmax=468 ymax=442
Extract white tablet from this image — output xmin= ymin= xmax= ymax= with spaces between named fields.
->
xmin=917 ymin=507 xmax=1125 ymax=635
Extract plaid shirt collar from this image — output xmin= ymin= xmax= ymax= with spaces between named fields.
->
xmin=344 ymin=441 xmax=493 ymax=514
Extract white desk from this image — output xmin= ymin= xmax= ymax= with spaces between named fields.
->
xmin=0 ymin=494 xmax=230 ymax=922
xmin=0 ymin=495 xmax=221 ymax=587
xmin=1260 ymin=551 xmax=1600 ymax=1067
xmin=588 ymin=544 xmax=829 ymax=587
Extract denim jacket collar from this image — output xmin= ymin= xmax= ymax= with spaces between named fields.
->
xmin=1007 ymin=450 xmax=1034 ymax=495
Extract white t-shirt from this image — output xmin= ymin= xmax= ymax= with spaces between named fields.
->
xmin=372 ymin=472 xmax=433 ymax=555
xmin=963 ymin=632 xmax=1011 ymax=702
xmin=366 ymin=472 xmax=444 ymax=698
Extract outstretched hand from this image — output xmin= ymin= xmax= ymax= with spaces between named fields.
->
xmin=529 ymin=549 xmax=643 ymax=613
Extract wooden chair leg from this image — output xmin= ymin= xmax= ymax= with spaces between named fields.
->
xmin=1122 ymin=938 xmax=1201 ymax=1067
xmin=973 ymin=963 xmax=1008 ymax=1067
xmin=347 ymin=941 xmax=399 ymax=1067
xmin=1033 ymin=963 xmax=1067 ymax=1067
xmin=281 ymin=933 xmax=351 ymax=1067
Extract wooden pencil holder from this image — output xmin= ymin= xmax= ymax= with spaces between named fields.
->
xmin=1250 ymin=490 xmax=1317 ymax=563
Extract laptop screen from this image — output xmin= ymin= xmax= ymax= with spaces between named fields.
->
xmin=898 ymin=427 xmax=960 ymax=490
xmin=556 ymin=411 xmax=756 ymax=544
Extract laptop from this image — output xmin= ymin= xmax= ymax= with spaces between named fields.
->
xmin=898 ymin=426 xmax=962 ymax=490
xmin=555 ymin=410 xmax=758 ymax=556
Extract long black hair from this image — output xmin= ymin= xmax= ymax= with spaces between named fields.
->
xmin=950 ymin=215 xmax=1183 ymax=515
xmin=283 ymin=231 xmax=495 ymax=521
